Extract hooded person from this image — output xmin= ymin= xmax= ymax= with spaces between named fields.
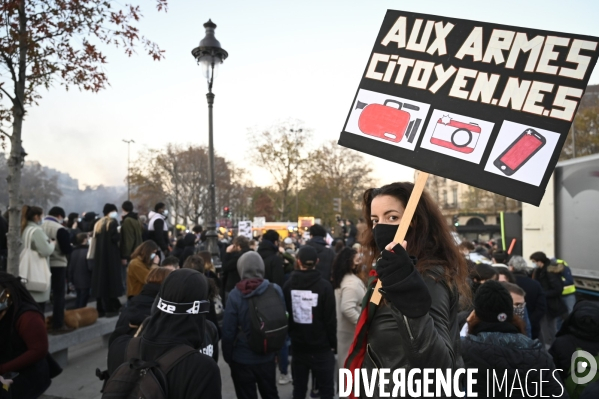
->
xmin=106 ymin=268 xmax=221 ymax=399
xmin=550 ymin=300 xmax=599 ymax=395
xmin=222 ymin=251 xmax=284 ymax=399
xmin=461 ymin=280 xmax=566 ymax=398
xmin=257 ymin=230 xmax=285 ymax=288
xmin=178 ymin=233 xmax=198 ymax=266
xmin=305 ymin=224 xmax=336 ymax=284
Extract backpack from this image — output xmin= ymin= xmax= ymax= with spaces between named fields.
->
xmin=101 ymin=337 xmax=196 ymax=399
xmin=246 ymin=284 xmax=288 ymax=354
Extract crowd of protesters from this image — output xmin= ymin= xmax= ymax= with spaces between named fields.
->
xmin=1 ymin=187 xmax=598 ymax=399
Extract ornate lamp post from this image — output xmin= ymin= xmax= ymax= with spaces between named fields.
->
xmin=192 ymin=20 xmax=228 ymax=263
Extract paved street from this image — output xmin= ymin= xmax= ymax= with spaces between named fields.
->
xmin=40 ymin=336 xmax=338 ymax=399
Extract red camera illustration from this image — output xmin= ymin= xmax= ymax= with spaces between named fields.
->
xmin=430 ymin=115 xmax=481 ymax=154
xmin=356 ymin=99 xmax=420 ymax=143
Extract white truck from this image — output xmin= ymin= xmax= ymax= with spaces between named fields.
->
xmin=523 ymin=153 xmax=599 ymax=295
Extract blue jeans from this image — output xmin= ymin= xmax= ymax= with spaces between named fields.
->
xmin=278 ymin=336 xmax=290 ymax=375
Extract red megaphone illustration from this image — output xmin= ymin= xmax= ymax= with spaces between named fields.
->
xmin=356 ymin=99 xmax=420 ymax=143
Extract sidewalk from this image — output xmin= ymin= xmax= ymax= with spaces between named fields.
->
xmin=40 ymin=338 xmax=308 ymax=399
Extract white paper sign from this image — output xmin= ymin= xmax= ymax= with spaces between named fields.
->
xmin=253 ymin=217 xmax=266 ymax=229
xmin=291 ymin=289 xmax=318 ymax=324
xmin=238 ymin=221 xmax=252 ymax=239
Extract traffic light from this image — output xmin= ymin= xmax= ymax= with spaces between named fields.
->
xmin=333 ymin=198 xmax=342 ymax=213
xmin=223 ymin=206 xmax=231 ymax=218
xmin=452 ymin=214 xmax=459 ymax=226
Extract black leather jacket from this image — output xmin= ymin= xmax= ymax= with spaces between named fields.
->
xmin=362 ymin=266 xmax=463 ymax=398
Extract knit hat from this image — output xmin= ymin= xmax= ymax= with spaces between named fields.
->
xmin=102 ymin=203 xmax=118 ymax=216
xmin=474 ymin=280 xmax=513 ymax=323
xmin=237 ymin=251 xmax=265 ymax=280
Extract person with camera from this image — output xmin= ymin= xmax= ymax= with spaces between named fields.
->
xmin=345 ymin=183 xmax=470 ymax=397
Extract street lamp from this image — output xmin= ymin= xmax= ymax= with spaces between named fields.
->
xmin=122 ymin=139 xmax=135 ymax=200
xmin=192 ymin=19 xmax=228 ymax=263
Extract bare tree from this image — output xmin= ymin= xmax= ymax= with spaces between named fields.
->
xmin=248 ymin=119 xmax=311 ymax=221
xmin=130 ymin=144 xmax=250 ymax=227
xmin=300 ymin=140 xmax=374 ymax=226
xmin=0 ymin=157 xmax=62 ymax=210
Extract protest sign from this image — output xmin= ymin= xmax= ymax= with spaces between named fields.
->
xmin=338 ymin=10 xmax=599 ymax=205
xmin=238 ymin=221 xmax=253 ymax=239
xmin=253 ymin=217 xmax=266 ymax=229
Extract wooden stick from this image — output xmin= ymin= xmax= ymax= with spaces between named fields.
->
xmin=370 ymin=171 xmax=430 ymax=305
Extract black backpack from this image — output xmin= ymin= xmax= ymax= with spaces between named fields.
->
xmin=101 ymin=337 xmax=196 ymax=399
xmin=246 ymin=284 xmax=288 ymax=354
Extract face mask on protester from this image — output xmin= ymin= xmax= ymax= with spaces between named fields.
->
xmin=109 ymin=211 xmax=118 ymax=219
xmin=163 ymin=210 xmax=169 ymax=216
xmin=514 ymin=303 xmax=526 ymax=319
xmin=150 ymin=253 xmax=156 ymax=261
xmin=373 ymin=223 xmax=399 ymax=252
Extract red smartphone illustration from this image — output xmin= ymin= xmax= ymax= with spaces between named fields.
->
xmin=493 ymin=129 xmax=546 ymax=176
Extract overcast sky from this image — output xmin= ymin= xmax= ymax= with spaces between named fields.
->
xmin=22 ymin=0 xmax=599 ymax=189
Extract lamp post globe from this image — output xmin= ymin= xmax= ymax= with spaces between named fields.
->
xmin=192 ymin=20 xmax=227 ymax=265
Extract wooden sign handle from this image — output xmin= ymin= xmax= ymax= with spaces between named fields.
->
xmin=370 ymin=172 xmax=430 ymax=305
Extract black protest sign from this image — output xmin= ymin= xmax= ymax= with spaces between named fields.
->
xmin=338 ymin=10 xmax=599 ymax=205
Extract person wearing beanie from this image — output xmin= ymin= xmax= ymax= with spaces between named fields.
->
xmin=90 ymin=203 xmax=123 ymax=317
xmin=106 ymin=269 xmax=221 ymax=398
xmin=283 ymin=246 xmax=337 ymax=399
xmin=257 ymin=229 xmax=285 ymax=287
xmin=222 ymin=251 xmax=285 ymax=399
xmin=462 ymin=280 xmax=566 ymax=398
xmin=305 ymin=224 xmax=336 ymax=283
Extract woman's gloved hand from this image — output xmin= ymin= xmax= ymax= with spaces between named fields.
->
xmin=376 ymin=241 xmax=416 ymax=287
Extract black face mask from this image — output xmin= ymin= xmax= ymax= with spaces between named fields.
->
xmin=373 ymin=223 xmax=399 ymax=252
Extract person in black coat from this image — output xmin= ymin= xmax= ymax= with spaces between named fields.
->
xmin=549 ymin=300 xmax=599 ymax=392
xmin=178 ymin=233 xmax=197 ymax=266
xmin=108 ymin=267 xmax=172 ymax=346
xmin=508 ymin=255 xmax=547 ymax=340
xmin=531 ymin=251 xmax=567 ymax=346
xmin=67 ymin=233 xmax=94 ymax=308
xmin=90 ymin=204 xmax=122 ymax=317
xmin=305 ymin=224 xmax=336 ymax=284
xmin=221 ymin=236 xmax=251 ymax=296
xmin=257 ymin=230 xmax=284 ymax=288
xmin=283 ymin=246 xmax=337 ymax=399
xmin=462 ymin=280 xmax=566 ymax=398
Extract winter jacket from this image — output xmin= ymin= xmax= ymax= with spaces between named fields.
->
xmin=550 ymin=301 xmax=599 ymax=383
xmin=90 ymin=217 xmax=123 ymax=299
xmin=360 ymin=263 xmax=462 ymax=398
xmin=533 ymin=263 xmax=567 ymax=318
xmin=109 ymin=282 xmax=161 ymax=346
xmin=67 ymin=245 xmax=94 ymax=290
xmin=147 ymin=211 xmax=168 ymax=252
xmin=120 ymin=212 xmax=142 ymax=260
xmin=283 ymin=269 xmax=337 ymax=354
xmin=257 ymin=241 xmax=284 ymax=287
xmin=514 ymin=271 xmax=547 ymax=339
xmin=41 ymin=216 xmax=72 ymax=267
xmin=335 ymin=273 xmax=366 ymax=363
xmin=21 ymin=222 xmax=55 ymax=303
xmin=305 ymin=236 xmax=336 ymax=283
xmin=222 ymin=279 xmax=284 ymax=365
xmin=462 ymin=327 xmax=566 ymax=398
xmin=222 ymin=248 xmax=251 ymax=293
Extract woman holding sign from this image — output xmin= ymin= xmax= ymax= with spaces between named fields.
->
xmin=344 ymin=182 xmax=470 ymax=397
